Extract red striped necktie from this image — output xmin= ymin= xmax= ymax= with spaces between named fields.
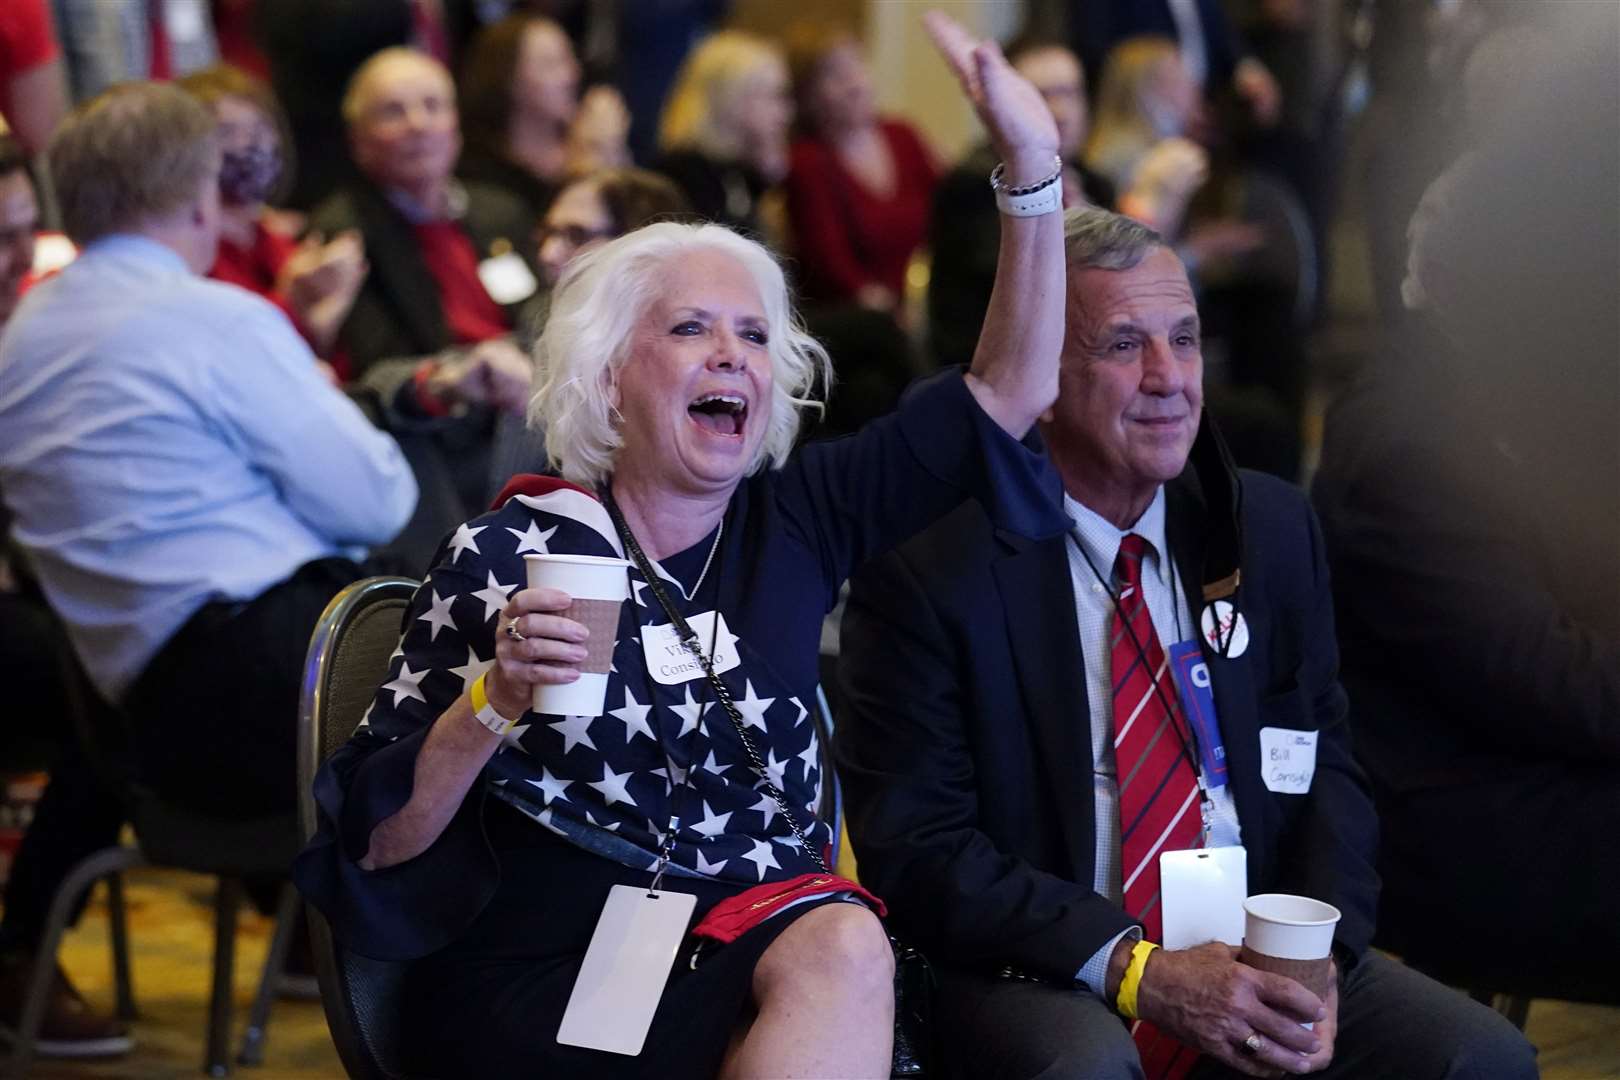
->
xmin=1110 ymin=533 xmax=1203 ymax=1079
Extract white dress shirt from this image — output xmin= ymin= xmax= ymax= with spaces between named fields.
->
xmin=1064 ymin=488 xmax=1242 ymax=992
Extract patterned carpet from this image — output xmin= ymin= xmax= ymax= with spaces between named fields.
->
xmin=16 ymin=866 xmax=1620 ymax=1078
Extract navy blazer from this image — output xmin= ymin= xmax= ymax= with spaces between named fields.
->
xmin=835 ymin=467 xmax=1379 ymax=982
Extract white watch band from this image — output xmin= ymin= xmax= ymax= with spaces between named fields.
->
xmin=990 ymin=155 xmax=1065 ymax=218
xmin=995 ymin=180 xmax=1063 ymax=217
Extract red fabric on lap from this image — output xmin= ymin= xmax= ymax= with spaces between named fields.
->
xmin=691 ymin=872 xmax=886 ymax=945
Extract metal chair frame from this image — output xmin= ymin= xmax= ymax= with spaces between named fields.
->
xmin=298 ymin=576 xmax=420 ymax=1080
xmin=3 ymin=662 xmax=300 ymax=1078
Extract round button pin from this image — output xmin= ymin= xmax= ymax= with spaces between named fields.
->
xmin=1200 ymin=600 xmax=1250 ymax=658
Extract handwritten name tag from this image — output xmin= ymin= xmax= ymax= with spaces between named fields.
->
xmin=1258 ymin=727 xmax=1317 ymax=794
xmin=641 ymin=611 xmax=740 ymax=685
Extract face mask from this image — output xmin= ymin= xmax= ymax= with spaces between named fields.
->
xmin=218 ymin=142 xmax=283 ymax=206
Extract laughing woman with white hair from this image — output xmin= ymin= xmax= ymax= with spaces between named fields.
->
xmin=296 ymin=14 xmax=1071 ymax=1077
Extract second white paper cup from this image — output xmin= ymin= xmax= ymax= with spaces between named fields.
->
xmin=523 ymin=553 xmax=630 ymax=717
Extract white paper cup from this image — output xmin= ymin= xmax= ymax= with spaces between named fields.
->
xmin=1240 ymin=894 xmax=1341 ymax=1024
xmin=523 ymin=553 xmax=630 ymax=717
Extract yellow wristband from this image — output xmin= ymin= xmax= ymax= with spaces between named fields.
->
xmin=1115 ymin=940 xmax=1159 ymax=1021
xmin=469 ymin=672 xmax=518 ymax=736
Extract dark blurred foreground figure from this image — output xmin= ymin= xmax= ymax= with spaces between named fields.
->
xmin=0 ymin=83 xmax=416 ymax=1052
xmin=838 ymin=205 xmax=1535 ymax=1080
xmin=1313 ymin=5 xmax=1620 ymax=1003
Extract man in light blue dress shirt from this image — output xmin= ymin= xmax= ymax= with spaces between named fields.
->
xmin=0 ymin=82 xmax=416 ymax=1054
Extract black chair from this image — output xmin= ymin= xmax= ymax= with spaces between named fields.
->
xmin=297 ymin=576 xmax=420 ymax=1080
xmin=3 ymin=650 xmax=301 ymax=1078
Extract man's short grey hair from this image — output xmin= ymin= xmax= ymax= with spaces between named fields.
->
xmin=531 ymin=221 xmax=832 ymax=489
xmin=49 ymin=82 xmax=218 ymax=247
xmin=1062 ymin=205 xmax=1164 ymax=272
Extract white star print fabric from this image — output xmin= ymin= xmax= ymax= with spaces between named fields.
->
xmin=353 ymin=485 xmax=829 ymax=885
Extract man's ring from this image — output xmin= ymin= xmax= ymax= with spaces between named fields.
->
xmin=1240 ymin=1032 xmax=1264 ymax=1056
xmin=504 ymin=621 xmax=525 ymax=642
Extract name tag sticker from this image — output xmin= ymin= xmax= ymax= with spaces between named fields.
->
xmin=642 ymin=611 xmax=740 ymax=685
xmin=557 ymin=885 xmax=696 ymax=1056
xmin=1258 ymin=727 xmax=1317 ymax=794
xmin=1168 ymin=640 xmax=1227 ymax=789
xmin=1160 ymin=845 xmax=1247 ymax=951
xmin=477 ymin=251 xmax=539 ymax=305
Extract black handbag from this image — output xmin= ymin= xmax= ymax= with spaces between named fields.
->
xmin=890 ymin=937 xmax=937 ymax=1076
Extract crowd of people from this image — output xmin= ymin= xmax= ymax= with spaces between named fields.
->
xmin=0 ymin=0 xmax=1613 ymax=1076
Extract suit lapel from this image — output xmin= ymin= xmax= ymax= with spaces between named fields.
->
xmin=992 ymin=529 xmax=1097 ymax=883
xmin=353 ymin=182 xmax=449 ymax=354
xmin=1166 ymin=475 xmax=1269 ymax=880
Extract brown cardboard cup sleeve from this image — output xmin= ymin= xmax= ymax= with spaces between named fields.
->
xmin=1238 ymin=946 xmax=1334 ymax=999
xmin=567 ymin=598 xmax=621 ymax=674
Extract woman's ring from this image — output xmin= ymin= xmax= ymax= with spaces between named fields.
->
xmin=1240 ymin=1032 xmax=1264 ymax=1056
xmin=504 ymin=621 xmax=525 ymax=642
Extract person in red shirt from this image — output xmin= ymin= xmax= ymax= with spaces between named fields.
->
xmin=179 ymin=65 xmax=368 ymax=371
xmin=784 ymin=25 xmax=939 ymax=314
xmin=0 ymin=0 xmax=67 ymax=155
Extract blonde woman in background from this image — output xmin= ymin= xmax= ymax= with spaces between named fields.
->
xmin=1082 ymin=36 xmax=1209 ymax=237
xmin=654 ymin=31 xmax=792 ymax=239
xmin=1084 ymin=36 xmax=1263 ymax=272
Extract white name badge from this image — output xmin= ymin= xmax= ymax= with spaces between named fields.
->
xmin=1159 ymin=845 xmax=1247 ymax=951
xmin=556 ymin=885 xmax=697 ymax=1056
xmin=477 ymin=251 xmax=539 ymax=305
xmin=642 ymin=611 xmax=740 ymax=685
xmin=1258 ymin=727 xmax=1318 ymax=794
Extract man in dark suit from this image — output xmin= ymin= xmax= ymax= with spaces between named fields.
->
xmin=837 ymin=206 xmax=1532 ymax=1079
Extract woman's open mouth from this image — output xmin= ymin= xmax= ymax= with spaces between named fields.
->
xmin=688 ymin=393 xmax=748 ymax=438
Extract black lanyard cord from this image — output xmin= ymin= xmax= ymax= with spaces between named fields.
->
xmin=604 ymin=491 xmax=830 ymax=876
